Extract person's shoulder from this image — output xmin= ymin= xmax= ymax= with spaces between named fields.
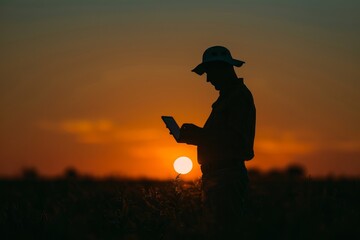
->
xmin=234 ymin=78 xmax=251 ymax=95
xmin=231 ymin=79 xmax=254 ymax=105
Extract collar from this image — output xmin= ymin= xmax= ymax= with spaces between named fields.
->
xmin=219 ymin=78 xmax=244 ymax=96
xmin=213 ymin=78 xmax=244 ymax=108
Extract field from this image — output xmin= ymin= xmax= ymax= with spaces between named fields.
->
xmin=1 ymin=170 xmax=359 ymax=239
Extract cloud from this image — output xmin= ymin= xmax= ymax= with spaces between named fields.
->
xmin=256 ymin=139 xmax=315 ymax=155
xmin=256 ymin=130 xmax=315 ymax=155
xmin=291 ymin=148 xmax=360 ymax=177
xmin=256 ymin=128 xmax=360 ymax=156
xmin=38 ymin=119 xmax=161 ymax=144
xmin=250 ymin=129 xmax=360 ymax=176
xmin=237 ymin=124 xmax=360 ymax=176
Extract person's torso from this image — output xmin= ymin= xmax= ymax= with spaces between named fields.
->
xmin=198 ymin=78 xmax=256 ymax=167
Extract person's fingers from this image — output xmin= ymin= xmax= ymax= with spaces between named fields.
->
xmin=182 ymin=123 xmax=195 ymax=129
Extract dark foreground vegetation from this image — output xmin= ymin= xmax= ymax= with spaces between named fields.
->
xmin=1 ymin=167 xmax=359 ymax=239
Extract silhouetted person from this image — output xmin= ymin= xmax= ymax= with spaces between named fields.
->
xmin=179 ymin=46 xmax=256 ymax=236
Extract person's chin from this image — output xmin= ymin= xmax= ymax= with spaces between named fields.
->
xmin=210 ymin=82 xmax=220 ymax=90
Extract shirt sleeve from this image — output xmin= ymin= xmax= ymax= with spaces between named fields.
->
xmin=195 ymin=88 xmax=255 ymax=159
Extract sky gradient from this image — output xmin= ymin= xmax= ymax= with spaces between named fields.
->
xmin=1 ymin=0 xmax=359 ymax=179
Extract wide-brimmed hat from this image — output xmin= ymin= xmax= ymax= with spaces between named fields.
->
xmin=192 ymin=46 xmax=245 ymax=75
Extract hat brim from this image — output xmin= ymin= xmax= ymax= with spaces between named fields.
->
xmin=191 ymin=59 xmax=245 ymax=75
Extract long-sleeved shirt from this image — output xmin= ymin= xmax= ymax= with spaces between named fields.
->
xmin=188 ymin=78 xmax=256 ymax=167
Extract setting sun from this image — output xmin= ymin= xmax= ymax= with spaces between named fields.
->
xmin=173 ymin=156 xmax=193 ymax=174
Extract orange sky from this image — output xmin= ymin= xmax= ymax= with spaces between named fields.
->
xmin=1 ymin=1 xmax=360 ymax=179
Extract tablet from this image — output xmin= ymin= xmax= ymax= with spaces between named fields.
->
xmin=161 ymin=116 xmax=180 ymax=142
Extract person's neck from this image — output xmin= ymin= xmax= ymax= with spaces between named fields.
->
xmin=227 ymin=71 xmax=238 ymax=82
xmin=219 ymin=74 xmax=239 ymax=94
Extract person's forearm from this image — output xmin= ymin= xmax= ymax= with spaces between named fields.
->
xmin=179 ymin=126 xmax=205 ymax=145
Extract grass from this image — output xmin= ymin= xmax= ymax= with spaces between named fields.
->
xmin=0 ymin=171 xmax=359 ymax=239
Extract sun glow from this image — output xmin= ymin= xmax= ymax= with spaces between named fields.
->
xmin=173 ymin=156 xmax=193 ymax=174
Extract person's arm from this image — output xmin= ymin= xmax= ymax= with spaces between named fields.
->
xmin=178 ymin=113 xmax=246 ymax=146
xmin=178 ymin=104 xmax=245 ymax=146
xmin=184 ymin=94 xmax=253 ymax=147
xmin=178 ymin=123 xmax=204 ymax=145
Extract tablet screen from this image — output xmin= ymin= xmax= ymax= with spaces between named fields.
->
xmin=161 ymin=116 xmax=180 ymax=141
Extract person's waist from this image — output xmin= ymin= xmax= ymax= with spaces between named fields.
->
xmin=201 ymin=160 xmax=245 ymax=173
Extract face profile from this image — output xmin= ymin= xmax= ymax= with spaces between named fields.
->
xmin=203 ymin=61 xmax=235 ymax=90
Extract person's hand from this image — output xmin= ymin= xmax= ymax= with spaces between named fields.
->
xmin=178 ymin=123 xmax=202 ymax=144
xmin=181 ymin=123 xmax=201 ymax=132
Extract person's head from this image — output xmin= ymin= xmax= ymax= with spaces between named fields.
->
xmin=203 ymin=61 xmax=237 ymax=90
xmin=192 ymin=46 xmax=245 ymax=90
